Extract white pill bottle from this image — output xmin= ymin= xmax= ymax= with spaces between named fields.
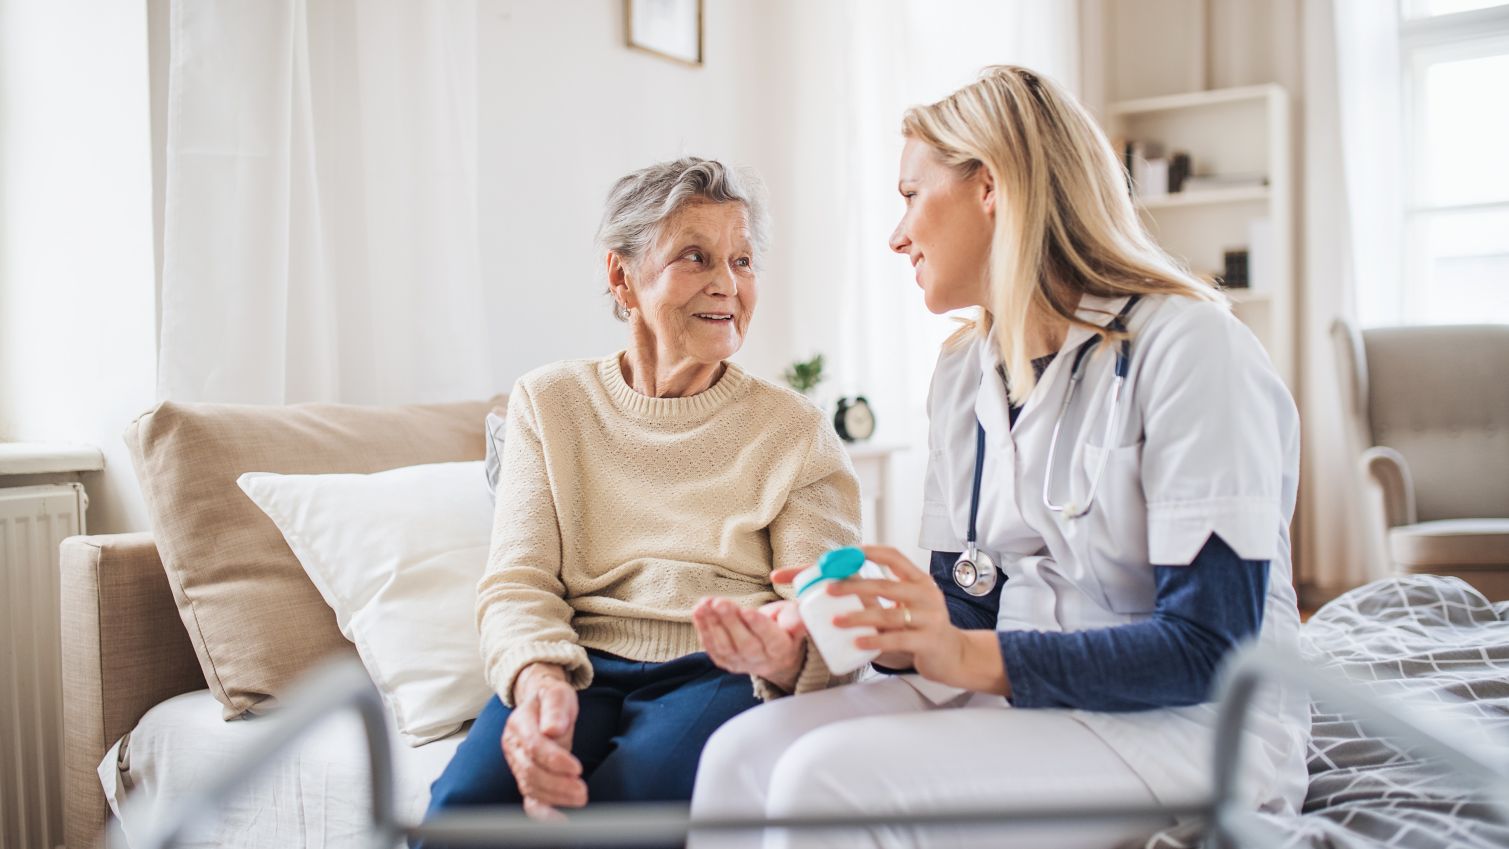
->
xmin=793 ymin=546 xmax=894 ymax=675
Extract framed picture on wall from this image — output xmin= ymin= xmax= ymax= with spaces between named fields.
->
xmin=625 ymin=0 xmax=703 ymax=67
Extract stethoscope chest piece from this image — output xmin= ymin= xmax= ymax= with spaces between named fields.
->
xmin=952 ymin=423 xmax=1002 ymax=596
xmin=953 ymin=543 xmax=998 ymax=596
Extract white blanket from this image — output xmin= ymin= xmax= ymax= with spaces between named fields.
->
xmin=101 ymin=689 xmax=463 ymax=849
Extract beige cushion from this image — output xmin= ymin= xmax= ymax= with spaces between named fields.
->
xmin=126 ymin=397 xmax=498 ymax=719
xmin=1389 ymin=518 xmax=1509 ymax=568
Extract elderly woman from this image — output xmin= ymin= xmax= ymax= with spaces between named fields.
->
xmin=419 ymin=157 xmax=861 ymax=833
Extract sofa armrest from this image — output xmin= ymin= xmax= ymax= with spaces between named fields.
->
xmin=61 ymin=533 xmax=204 ymax=849
xmin=1361 ymin=446 xmax=1417 ymax=530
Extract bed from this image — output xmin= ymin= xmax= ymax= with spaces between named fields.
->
xmin=1148 ymin=575 xmax=1509 ymax=849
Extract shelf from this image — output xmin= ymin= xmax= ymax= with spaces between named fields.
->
xmin=0 ymin=443 xmax=105 ymax=476
xmin=1109 ymin=84 xmax=1279 ymax=116
xmin=1137 ymin=186 xmax=1270 ymax=209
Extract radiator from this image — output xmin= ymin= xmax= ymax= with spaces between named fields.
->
xmin=1 ymin=483 xmax=86 ymax=849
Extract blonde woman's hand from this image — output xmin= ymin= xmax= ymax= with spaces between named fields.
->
xmin=770 ymin=563 xmax=911 ymax=671
xmin=693 ymin=596 xmax=806 ymax=693
xmin=502 ymin=663 xmax=587 ymax=818
xmin=828 ymin=546 xmax=1010 ymax=696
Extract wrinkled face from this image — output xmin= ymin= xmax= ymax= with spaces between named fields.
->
xmin=888 ymin=137 xmax=995 ymax=314
xmin=618 ymin=201 xmax=758 ymax=363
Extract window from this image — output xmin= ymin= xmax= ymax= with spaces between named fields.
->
xmin=1405 ymin=0 xmax=1509 ymax=18
xmin=1400 ymin=1 xmax=1509 ymax=324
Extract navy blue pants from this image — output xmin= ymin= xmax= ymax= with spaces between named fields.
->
xmin=415 ymin=650 xmax=760 ymax=847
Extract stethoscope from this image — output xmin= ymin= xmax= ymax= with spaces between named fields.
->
xmin=952 ymin=296 xmax=1142 ymax=597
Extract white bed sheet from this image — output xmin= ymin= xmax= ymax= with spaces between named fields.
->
xmin=100 ymin=689 xmax=465 ymax=849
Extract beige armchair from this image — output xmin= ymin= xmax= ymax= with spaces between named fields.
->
xmin=1331 ymin=320 xmax=1509 ymax=599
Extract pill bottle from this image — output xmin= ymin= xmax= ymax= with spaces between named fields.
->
xmin=794 ymin=547 xmax=891 ymax=675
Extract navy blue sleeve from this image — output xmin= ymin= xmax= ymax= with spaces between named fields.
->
xmin=931 ymin=549 xmax=1003 ymax=630
xmin=996 ymin=533 xmax=1269 ymax=711
xmin=872 ymin=549 xmax=1003 ymax=676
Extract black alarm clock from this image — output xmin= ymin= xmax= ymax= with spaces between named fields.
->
xmin=833 ymin=396 xmax=876 ymax=442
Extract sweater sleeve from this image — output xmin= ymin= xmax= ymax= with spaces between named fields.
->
xmin=996 ymin=533 xmax=1269 ymax=711
xmin=755 ymin=417 xmax=864 ymax=700
xmin=476 ymin=385 xmax=593 ymax=707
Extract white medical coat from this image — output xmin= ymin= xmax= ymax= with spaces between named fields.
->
xmin=917 ymin=292 xmax=1309 ymax=815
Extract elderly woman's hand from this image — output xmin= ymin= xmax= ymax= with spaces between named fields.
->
xmin=826 ymin=546 xmax=1010 ymax=695
xmin=693 ymin=597 xmax=807 ymax=693
xmin=501 ymin=663 xmax=587 ymax=819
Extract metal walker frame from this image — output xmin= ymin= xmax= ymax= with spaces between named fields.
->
xmin=116 ymin=644 xmax=1509 ymax=849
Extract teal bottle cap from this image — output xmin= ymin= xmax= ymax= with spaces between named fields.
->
xmin=796 ymin=547 xmax=866 ymax=596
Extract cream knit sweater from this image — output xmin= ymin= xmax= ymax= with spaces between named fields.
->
xmin=478 ymin=353 xmax=862 ymax=706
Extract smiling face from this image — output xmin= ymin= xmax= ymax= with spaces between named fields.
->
xmin=610 ymin=201 xmax=758 ymax=365
xmin=888 ymin=137 xmax=996 ymax=314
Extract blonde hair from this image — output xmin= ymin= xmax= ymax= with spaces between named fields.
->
xmin=902 ymin=65 xmax=1225 ymax=403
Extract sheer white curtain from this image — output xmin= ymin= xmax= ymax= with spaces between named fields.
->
xmin=1294 ymin=0 xmax=1402 ymax=595
xmin=158 ymin=0 xmax=491 ymax=405
xmin=777 ymin=0 xmax=1078 ymax=553
xmin=1332 ymin=1 xmax=1405 ymax=330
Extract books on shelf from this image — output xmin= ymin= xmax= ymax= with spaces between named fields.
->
xmin=1116 ymin=136 xmax=1267 ymax=198
xmin=1140 ymin=158 xmax=1170 ymax=199
xmin=1121 ymin=139 xmax=1170 ymax=198
xmin=1211 ymin=217 xmax=1274 ymax=293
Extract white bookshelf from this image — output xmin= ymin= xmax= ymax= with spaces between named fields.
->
xmin=1106 ymin=83 xmax=1295 ymax=388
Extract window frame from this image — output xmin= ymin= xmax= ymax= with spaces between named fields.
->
xmin=1397 ymin=2 xmax=1509 ymax=322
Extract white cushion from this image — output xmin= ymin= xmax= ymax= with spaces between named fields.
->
xmin=238 ymin=461 xmax=494 ymax=745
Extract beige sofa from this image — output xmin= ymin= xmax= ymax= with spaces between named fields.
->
xmin=60 ymin=533 xmax=204 ymax=849
xmin=60 ymin=396 xmax=499 ymax=848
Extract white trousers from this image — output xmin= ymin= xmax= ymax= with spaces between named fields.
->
xmin=688 ymin=677 xmax=1170 ymax=849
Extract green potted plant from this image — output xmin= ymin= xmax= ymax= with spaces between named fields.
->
xmin=783 ymin=353 xmax=826 ymax=396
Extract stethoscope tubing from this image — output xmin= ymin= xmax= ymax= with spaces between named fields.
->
xmin=955 ymin=296 xmax=1141 ymax=592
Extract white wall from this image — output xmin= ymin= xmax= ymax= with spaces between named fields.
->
xmin=476 ymin=0 xmax=792 ymax=385
xmin=1089 ymin=0 xmax=1300 ymax=106
xmin=474 ymin=0 xmax=1075 ymax=385
xmin=0 ymin=0 xmax=157 ymax=535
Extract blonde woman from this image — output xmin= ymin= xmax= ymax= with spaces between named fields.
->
xmin=689 ymin=67 xmax=1307 ymax=849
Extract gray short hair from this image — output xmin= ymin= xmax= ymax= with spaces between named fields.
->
xmin=596 ymin=156 xmax=771 ymax=321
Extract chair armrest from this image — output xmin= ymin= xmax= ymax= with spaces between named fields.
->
xmin=60 ymin=533 xmax=204 ymax=849
xmin=1361 ymin=446 xmax=1417 ymax=529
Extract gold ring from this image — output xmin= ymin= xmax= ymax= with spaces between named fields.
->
xmin=901 ymin=605 xmax=913 ymax=628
